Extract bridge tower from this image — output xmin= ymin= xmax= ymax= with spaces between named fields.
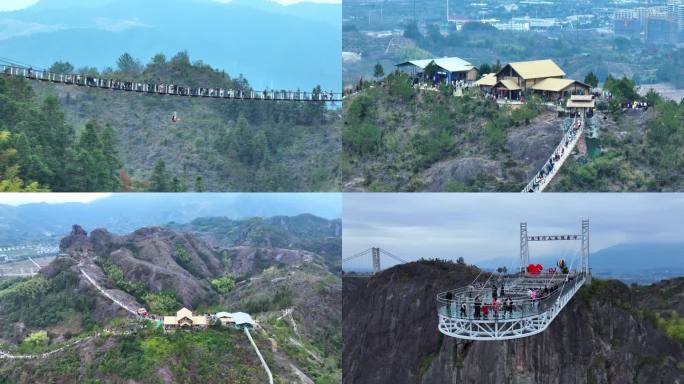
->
xmin=519 ymin=222 xmax=529 ymax=273
xmin=581 ymin=219 xmax=591 ymax=282
xmin=372 ymin=247 xmax=381 ymax=274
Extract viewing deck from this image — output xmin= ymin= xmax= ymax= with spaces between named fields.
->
xmin=437 ymin=272 xmax=587 ymax=340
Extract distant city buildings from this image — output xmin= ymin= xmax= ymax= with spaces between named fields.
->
xmin=613 ymin=0 xmax=683 ymax=43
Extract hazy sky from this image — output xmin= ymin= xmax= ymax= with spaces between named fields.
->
xmin=0 ymin=193 xmax=113 ymax=205
xmin=342 ymin=193 xmax=684 ymax=271
xmin=0 ymin=0 xmax=340 ymax=12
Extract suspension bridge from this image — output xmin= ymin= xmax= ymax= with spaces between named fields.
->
xmin=342 ymin=247 xmax=409 ymax=276
xmin=523 ymin=115 xmax=585 ymax=193
xmin=0 ymin=59 xmax=342 ymax=103
xmin=437 ymin=220 xmax=590 ymax=340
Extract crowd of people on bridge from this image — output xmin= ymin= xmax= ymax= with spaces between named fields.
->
xmin=443 ymin=280 xmax=567 ymax=320
xmin=526 ymin=116 xmax=583 ymax=192
xmin=4 ymin=65 xmax=338 ymax=102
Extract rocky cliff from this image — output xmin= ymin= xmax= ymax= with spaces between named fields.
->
xmin=343 ymin=260 xmax=684 ymax=384
xmin=59 ymin=224 xmax=223 ymax=307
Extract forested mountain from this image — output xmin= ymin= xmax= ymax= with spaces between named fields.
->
xmin=1 ymin=52 xmax=340 ymax=191
xmin=0 ymin=75 xmax=119 ymax=192
xmin=342 ymin=74 xmax=684 ymax=191
xmin=0 ymin=195 xmax=342 ymax=246
xmin=0 ymin=222 xmax=341 ymax=383
xmin=342 ymin=73 xmax=557 ymax=192
xmin=169 ymin=214 xmax=343 ymax=272
xmin=551 ymin=86 xmax=684 ymax=191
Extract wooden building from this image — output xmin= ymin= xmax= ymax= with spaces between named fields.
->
xmin=163 ymin=308 xmax=208 ymax=331
xmin=530 ymin=78 xmax=590 ymax=102
xmin=496 ymin=59 xmax=566 ymax=92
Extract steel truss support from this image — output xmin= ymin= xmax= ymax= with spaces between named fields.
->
xmin=520 ymin=223 xmax=529 ymax=273
xmin=371 ymin=247 xmax=381 ymax=274
xmin=581 ymin=219 xmax=590 ymax=275
xmin=438 ymin=275 xmax=586 ymax=340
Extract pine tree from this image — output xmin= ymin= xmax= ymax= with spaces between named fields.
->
xmin=116 ymin=53 xmax=142 ymax=76
xmin=373 ymin=63 xmax=384 ymax=79
xmin=149 ymin=159 xmax=171 ymax=192
xmin=194 ymin=175 xmax=205 ymax=192
xmin=100 ymin=125 xmax=121 ymax=191
xmin=170 ymin=177 xmax=186 ymax=192
xmin=0 ymin=130 xmax=47 ymax=191
xmin=48 ymin=61 xmax=74 ymax=74
xmin=75 ymin=121 xmax=104 ymax=191
xmin=584 ymin=71 xmax=599 ymax=88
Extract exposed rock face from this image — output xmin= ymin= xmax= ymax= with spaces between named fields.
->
xmin=226 ymin=246 xmax=317 ymax=276
xmin=421 ymin=157 xmax=502 ymax=191
xmin=343 ymin=261 xmax=684 ymax=384
xmin=505 ymin=113 xmax=565 ymax=181
xmin=59 ymin=225 xmax=226 ymax=307
xmin=59 ymin=225 xmax=92 ymax=258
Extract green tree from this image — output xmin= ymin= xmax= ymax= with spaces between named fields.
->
xmin=151 ymin=53 xmax=167 ymax=66
xmin=373 ymin=62 xmax=385 ymax=79
xmin=116 ymin=53 xmax=142 ymax=75
xmin=0 ymin=130 xmax=47 ymax=191
xmin=343 ymin=123 xmax=382 ymax=156
xmin=149 ymin=159 xmax=171 ymax=192
xmin=100 ymin=125 xmax=121 ymax=191
xmin=210 ymin=276 xmax=235 ymax=295
xmin=424 ymin=60 xmax=439 ymax=80
xmin=49 ymin=61 xmax=74 ymax=74
xmin=584 ymin=71 xmax=599 ymax=87
xmin=194 ymin=175 xmax=205 ymax=192
xmin=478 ymin=63 xmax=492 ymax=75
xmin=170 ymin=177 xmax=186 ymax=192
xmin=22 ymin=331 xmax=48 ymax=352
xmin=403 ymin=22 xmax=422 ymax=41
xmin=492 ymin=59 xmax=502 ymax=73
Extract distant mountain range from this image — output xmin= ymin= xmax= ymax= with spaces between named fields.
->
xmin=0 ymin=0 xmax=341 ymax=91
xmin=0 ymin=194 xmax=341 ymax=245
xmin=476 ymin=242 xmax=684 ymax=284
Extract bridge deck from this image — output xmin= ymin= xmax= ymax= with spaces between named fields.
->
xmin=523 ymin=116 xmax=584 ymax=193
xmin=1 ymin=64 xmax=341 ymax=102
xmin=437 ymin=272 xmax=586 ymax=340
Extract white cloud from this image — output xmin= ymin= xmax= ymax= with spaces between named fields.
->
xmin=93 ymin=17 xmax=150 ymax=32
xmin=0 ymin=193 xmax=112 ymax=206
xmin=0 ymin=0 xmax=39 ymax=12
xmin=0 ymin=18 xmax=65 ymax=40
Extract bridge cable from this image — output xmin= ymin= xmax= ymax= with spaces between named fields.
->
xmin=341 ymin=248 xmax=372 ymax=263
xmin=379 ymin=249 xmax=408 ymax=263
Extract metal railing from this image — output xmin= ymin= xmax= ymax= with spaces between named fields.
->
xmin=0 ymin=64 xmax=342 ymax=102
xmin=437 ymin=273 xmax=582 ymax=321
xmin=522 ymin=116 xmax=584 ymax=193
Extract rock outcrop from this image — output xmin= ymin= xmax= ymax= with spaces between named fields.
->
xmin=343 ymin=260 xmax=684 ymax=384
xmin=59 ymin=225 xmax=226 ymax=307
